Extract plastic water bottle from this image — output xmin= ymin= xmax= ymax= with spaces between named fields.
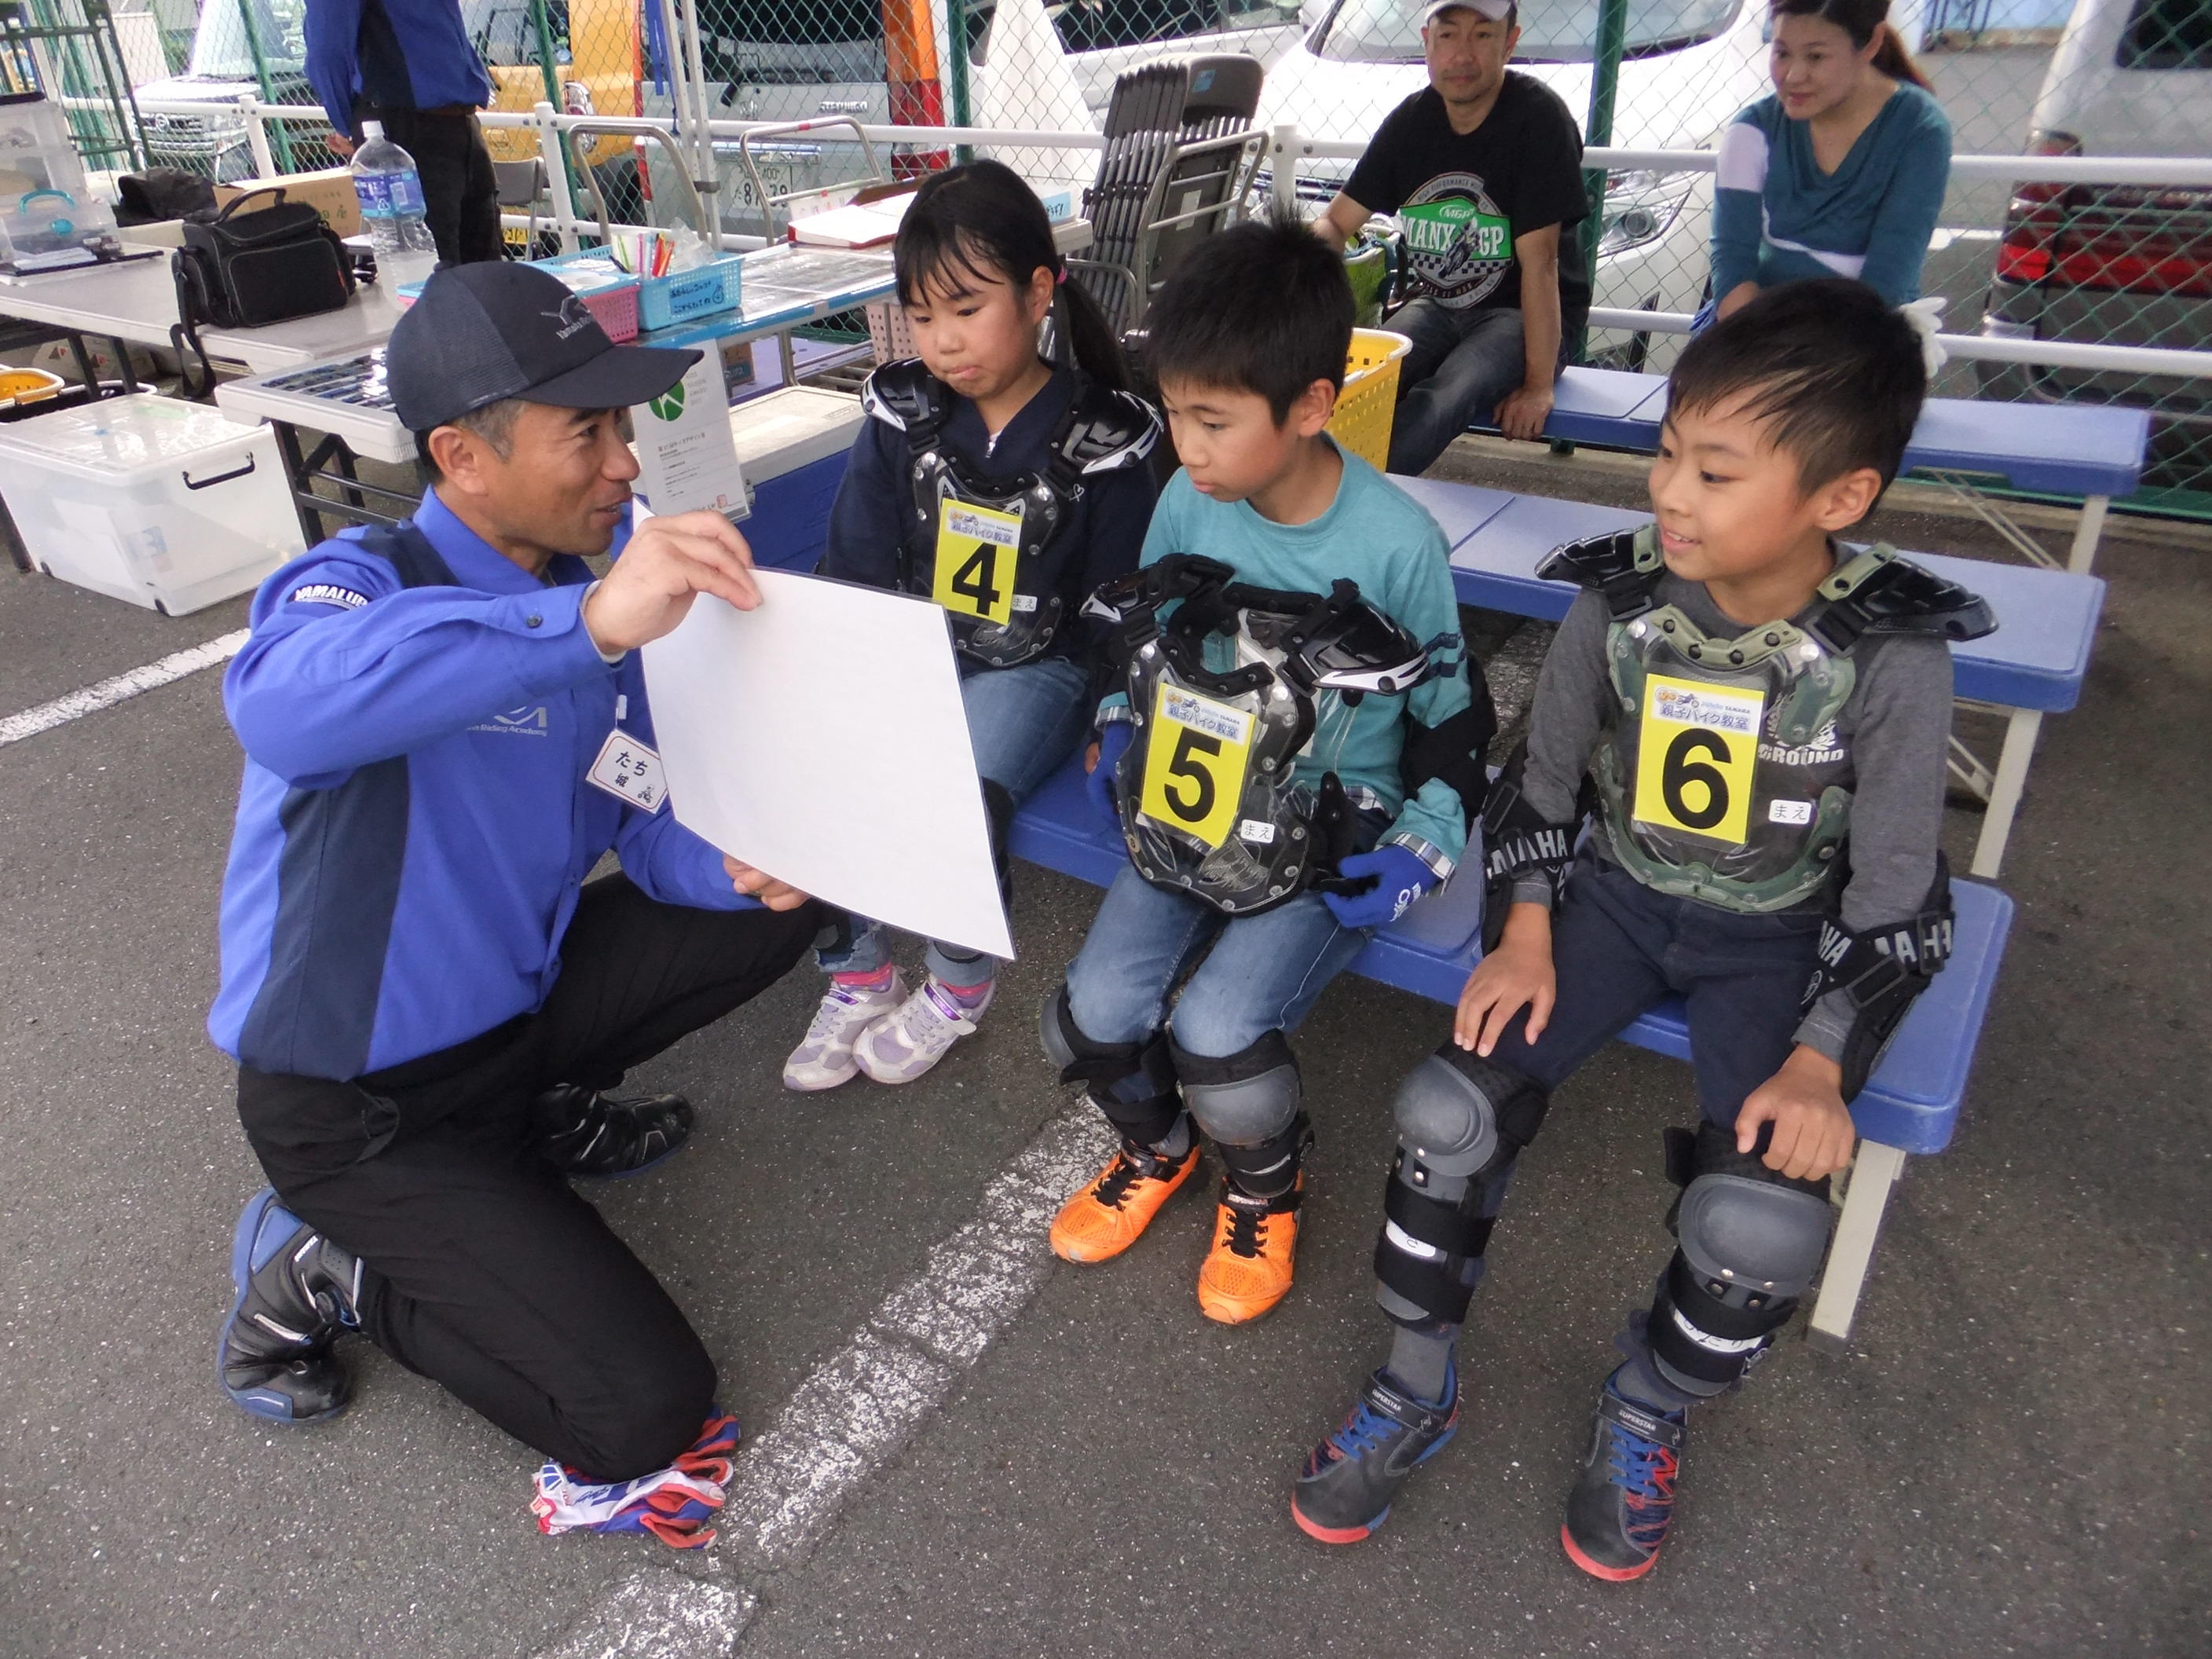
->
xmin=350 ymin=121 xmax=438 ymax=291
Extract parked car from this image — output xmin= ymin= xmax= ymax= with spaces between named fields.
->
xmin=133 ymin=0 xmax=323 ymax=181
xmin=1978 ymin=0 xmax=2212 ymax=493
xmin=963 ymin=0 xmax=1309 ymax=110
xmin=1255 ymin=0 xmax=1771 ymax=369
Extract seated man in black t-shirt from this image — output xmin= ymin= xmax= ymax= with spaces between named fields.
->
xmin=1317 ymin=0 xmax=1589 ymax=475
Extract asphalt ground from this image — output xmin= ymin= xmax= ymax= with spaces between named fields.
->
xmin=0 ymin=443 xmax=2207 ymax=1657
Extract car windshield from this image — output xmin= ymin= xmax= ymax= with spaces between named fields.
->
xmin=2118 ymin=0 xmax=2212 ymax=69
xmin=1314 ymin=0 xmax=1743 ymax=62
xmin=463 ymin=0 xmax=567 ymax=66
xmin=186 ymin=0 xmax=306 ymax=77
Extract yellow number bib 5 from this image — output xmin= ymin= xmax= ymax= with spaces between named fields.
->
xmin=1137 ymin=684 xmax=1253 ymax=850
xmin=1631 ymin=674 xmax=1766 ymax=847
xmin=932 ymin=500 xmax=1024 ymax=625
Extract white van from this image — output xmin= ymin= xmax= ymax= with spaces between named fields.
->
xmin=1259 ymin=0 xmax=1771 ymax=366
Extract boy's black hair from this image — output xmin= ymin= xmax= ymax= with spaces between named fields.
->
xmin=1143 ymin=212 xmax=1354 ymax=423
xmin=1667 ymin=277 xmax=1928 ymax=493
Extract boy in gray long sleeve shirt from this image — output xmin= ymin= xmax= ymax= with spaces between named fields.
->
xmin=1290 ymin=280 xmax=1994 ymax=1577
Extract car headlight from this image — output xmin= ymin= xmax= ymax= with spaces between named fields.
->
xmin=1598 ymin=170 xmax=1698 ymax=258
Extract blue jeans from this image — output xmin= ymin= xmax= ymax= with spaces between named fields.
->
xmin=1064 ymin=863 xmax=1368 ymax=1060
xmin=816 ymin=652 xmax=1091 ymax=988
xmin=1490 ymin=862 xmax=1825 ymax=1128
xmin=1384 ymin=298 xmax=1529 ymax=476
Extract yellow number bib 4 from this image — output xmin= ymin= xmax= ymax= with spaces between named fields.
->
xmin=1631 ymin=675 xmax=1766 ymax=847
xmin=1137 ymin=684 xmax=1253 ymax=850
xmin=932 ymin=501 xmax=1024 ymax=626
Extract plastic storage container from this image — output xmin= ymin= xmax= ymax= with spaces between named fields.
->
xmin=0 ymin=93 xmax=120 ymax=270
xmin=1326 ymin=329 xmax=1412 ymax=472
xmin=519 ymin=252 xmax=643 ymax=341
xmin=726 ymin=386 xmax=864 ymax=571
xmin=634 ymin=251 xmax=745 ymax=331
xmin=0 ymin=394 xmax=304 ymax=613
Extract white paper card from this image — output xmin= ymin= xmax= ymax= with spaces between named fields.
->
xmin=632 ymin=353 xmax=749 ymax=520
xmin=641 ymin=571 xmax=1013 ymax=961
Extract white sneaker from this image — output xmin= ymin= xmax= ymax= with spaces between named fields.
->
xmin=852 ymin=976 xmax=995 ymax=1085
xmin=783 ymin=970 xmax=909 ymax=1092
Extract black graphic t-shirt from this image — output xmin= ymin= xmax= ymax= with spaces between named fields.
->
xmin=1344 ymin=73 xmax=1591 ymax=328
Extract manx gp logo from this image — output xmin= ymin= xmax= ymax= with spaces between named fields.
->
xmin=1398 ymin=172 xmax=1513 ymax=309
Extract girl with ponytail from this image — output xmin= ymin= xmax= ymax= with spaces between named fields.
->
xmin=1708 ymin=0 xmax=1952 ymax=320
xmin=782 ymin=159 xmax=1163 ymax=1094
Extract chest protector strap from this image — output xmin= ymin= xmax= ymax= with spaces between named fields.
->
xmin=1086 ymin=554 xmax=1430 ymax=916
xmin=866 ymin=358 xmax=1159 ymax=668
xmin=1540 ymin=527 xmax=1993 ymax=916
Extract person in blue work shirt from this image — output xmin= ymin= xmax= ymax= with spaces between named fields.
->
xmin=210 ymin=261 xmax=816 ymax=1547
xmin=306 ymin=0 xmax=501 ymax=266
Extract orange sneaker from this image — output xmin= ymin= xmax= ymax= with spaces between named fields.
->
xmin=1196 ymin=1177 xmax=1303 ymax=1324
xmin=1049 ymin=1137 xmax=1200 ymax=1263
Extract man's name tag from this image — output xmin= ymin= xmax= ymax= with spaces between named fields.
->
xmin=588 ymin=729 xmax=667 ymax=812
xmin=1138 ymin=685 xmax=1253 ymax=850
xmin=1632 ymin=675 xmax=1765 ymax=847
xmin=933 ymin=500 xmax=1024 ymax=626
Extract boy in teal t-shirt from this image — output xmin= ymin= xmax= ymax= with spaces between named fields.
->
xmin=1038 ymin=218 xmax=1495 ymax=1325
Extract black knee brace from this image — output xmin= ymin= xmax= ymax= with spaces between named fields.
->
xmin=1373 ymin=1047 xmax=1550 ymax=1331
xmin=1171 ymin=1031 xmax=1310 ymax=1199
xmin=1038 ymin=984 xmax=1181 ymax=1147
xmin=1646 ymin=1122 xmax=1833 ymax=1396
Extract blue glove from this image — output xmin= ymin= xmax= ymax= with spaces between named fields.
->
xmin=1086 ymin=722 xmax=1133 ymax=832
xmin=1323 ymin=845 xmax=1435 ymax=930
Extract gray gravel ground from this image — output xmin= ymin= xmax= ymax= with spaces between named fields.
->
xmin=0 ymin=434 xmax=2204 ymax=1657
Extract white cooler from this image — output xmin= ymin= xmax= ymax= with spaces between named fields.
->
xmin=0 ymin=393 xmax=304 ymax=614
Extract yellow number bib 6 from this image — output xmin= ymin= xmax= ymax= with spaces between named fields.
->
xmin=1631 ymin=674 xmax=1766 ymax=847
xmin=932 ymin=501 xmax=1024 ymax=625
xmin=1137 ymin=684 xmax=1253 ymax=850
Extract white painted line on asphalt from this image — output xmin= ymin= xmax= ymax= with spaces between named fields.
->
xmin=717 ymin=1097 xmax=1114 ymax=1570
xmin=0 ymin=630 xmax=248 ymax=747
xmin=541 ymin=1569 xmax=756 ymax=1658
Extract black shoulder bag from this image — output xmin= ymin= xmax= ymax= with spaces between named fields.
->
xmin=170 ymin=187 xmax=354 ymax=395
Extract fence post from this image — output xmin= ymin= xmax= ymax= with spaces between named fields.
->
xmin=526 ymin=0 xmax=562 ymax=107
xmin=240 ymin=91 xmax=276 ymax=178
xmin=234 ymin=0 xmax=293 ymax=171
xmin=1577 ymin=0 xmax=1628 ymax=365
xmin=1270 ymin=122 xmax=1300 ymax=218
xmin=947 ymin=0 xmax=972 ymax=167
xmin=535 ymin=101 xmax=581 ymax=254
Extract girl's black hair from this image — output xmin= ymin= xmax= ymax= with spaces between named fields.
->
xmin=891 ymin=159 xmax=1128 ymax=393
xmin=1770 ymin=0 xmax=1933 ymax=90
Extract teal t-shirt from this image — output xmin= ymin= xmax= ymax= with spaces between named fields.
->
xmin=1101 ymin=442 xmax=1477 ymax=874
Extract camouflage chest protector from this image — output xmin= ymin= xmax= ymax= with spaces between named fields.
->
xmin=862 ymin=358 xmax=1159 ymax=668
xmin=1085 ymin=553 xmax=1433 ymax=916
xmin=1541 ymin=526 xmax=1995 ymax=915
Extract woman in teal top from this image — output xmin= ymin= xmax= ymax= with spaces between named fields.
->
xmin=1709 ymin=0 xmax=1952 ymax=320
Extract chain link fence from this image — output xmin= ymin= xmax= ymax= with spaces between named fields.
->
xmin=19 ymin=0 xmax=2212 ymax=510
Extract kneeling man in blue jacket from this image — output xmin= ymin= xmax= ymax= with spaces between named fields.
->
xmin=207 ymin=262 xmax=814 ymax=1534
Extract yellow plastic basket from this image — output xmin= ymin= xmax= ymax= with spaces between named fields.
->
xmin=1327 ymin=328 xmax=1412 ymax=471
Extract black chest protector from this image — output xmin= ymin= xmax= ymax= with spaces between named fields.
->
xmin=863 ymin=358 xmax=1159 ymax=668
xmin=1541 ymin=526 xmax=1994 ymax=914
xmin=1085 ymin=553 xmax=1433 ymax=916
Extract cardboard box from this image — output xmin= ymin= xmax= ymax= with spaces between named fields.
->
xmin=214 ymin=167 xmax=361 ymax=240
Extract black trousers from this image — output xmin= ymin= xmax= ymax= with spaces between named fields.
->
xmin=237 ymin=876 xmax=819 ymax=1481
xmin=363 ymin=106 xmax=502 ymax=267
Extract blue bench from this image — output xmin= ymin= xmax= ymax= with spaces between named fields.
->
xmin=1392 ymin=478 xmax=2107 ymax=882
xmin=1491 ymin=366 xmax=2150 ymax=573
xmin=1008 ymin=754 xmax=2012 ymax=1353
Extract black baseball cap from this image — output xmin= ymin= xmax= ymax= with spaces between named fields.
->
xmin=386 ymin=261 xmax=701 ymax=434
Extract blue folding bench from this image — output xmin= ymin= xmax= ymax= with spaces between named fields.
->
xmin=1395 ymin=482 xmax=2107 ymax=882
xmin=1008 ymin=754 xmax=2012 ymax=1353
xmin=1481 ymin=367 xmax=2148 ymax=572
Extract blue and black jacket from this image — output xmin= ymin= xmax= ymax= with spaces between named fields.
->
xmin=208 ymin=492 xmax=745 ymax=1082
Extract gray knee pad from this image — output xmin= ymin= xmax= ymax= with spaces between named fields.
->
xmin=1374 ymin=1049 xmax=1549 ymax=1330
xmin=1039 ymin=984 xmax=1181 ymax=1148
xmin=1171 ymin=1031 xmax=1308 ymax=1198
xmin=1648 ymin=1123 xmax=1833 ymax=1396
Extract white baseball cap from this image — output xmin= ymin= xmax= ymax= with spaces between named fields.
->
xmin=1422 ymin=0 xmax=1515 ymax=20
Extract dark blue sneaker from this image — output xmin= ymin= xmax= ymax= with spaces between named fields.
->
xmin=1291 ymin=1365 xmax=1459 ymax=1544
xmin=533 ymin=1085 xmax=694 ymax=1180
xmin=1560 ymin=1369 xmax=1686 ymax=1580
xmin=216 ymin=1188 xmax=361 ymax=1425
